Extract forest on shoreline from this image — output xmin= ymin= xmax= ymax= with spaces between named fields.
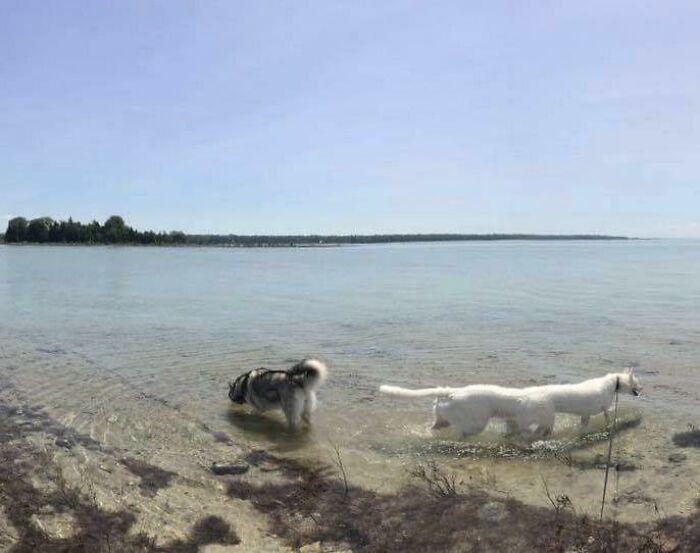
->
xmin=3 ymin=215 xmax=629 ymax=246
xmin=3 ymin=215 xmax=186 ymax=245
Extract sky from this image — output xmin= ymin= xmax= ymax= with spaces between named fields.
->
xmin=1 ymin=1 xmax=699 ymax=237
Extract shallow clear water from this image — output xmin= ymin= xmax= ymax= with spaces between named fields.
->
xmin=1 ymin=241 xmax=699 ymax=521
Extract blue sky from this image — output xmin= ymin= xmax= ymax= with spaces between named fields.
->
xmin=1 ymin=1 xmax=698 ymax=237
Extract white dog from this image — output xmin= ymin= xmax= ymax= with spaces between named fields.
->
xmin=379 ymin=369 xmax=641 ymax=439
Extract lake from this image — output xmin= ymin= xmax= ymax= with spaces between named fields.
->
xmin=1 ymin=240 xmax=699 ymax=522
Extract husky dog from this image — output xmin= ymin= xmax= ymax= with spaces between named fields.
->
xmin=228 ymin=359 xmax=328 ymax=428
xmin=379 ymin=369 xmax=641 ymax=439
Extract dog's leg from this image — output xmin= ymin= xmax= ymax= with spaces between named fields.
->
xmin=432 ymin=415 xmax=450 ymax=430
xmin=301 ymin=391 xmax=316 ymax=424
xmin=505 ymin=419 xmax=519 ymax=435
xmin=460 ymin=416 xmax=489 ymax=438
xmin=281 ymin=390 xmax=305 ymax=429
xmin=603 ymin=409 xmax=610 ymax=427
xmin=432 ymin=400 xmax=451 ymax=430
xmin=530 ymin=406 xmax=555 ymax=439
xmin=580 ymin=415 xmax=590 ymax=428
xmin=529 ymin=424 xmax=552 ymax=439
xmin=542 ymin=409 xmax=556 ymax=438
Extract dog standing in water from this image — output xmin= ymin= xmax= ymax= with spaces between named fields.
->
xmin=379 ymin=369 xmax=641 ymax=439
xmin=229 ymin=359 xmax=328 ymax=429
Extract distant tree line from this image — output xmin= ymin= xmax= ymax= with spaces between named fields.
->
xmin=4 ymin=216 xmax=186 ymax=245
xmin=3 ymin=216 xmax=628 ymax=246
xmin=184 ymin=232 xmax=628 ymax=246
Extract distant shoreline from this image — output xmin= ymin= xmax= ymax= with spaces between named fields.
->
xmin=181 ymin=233 xmax=633 ymax=247
xmin=3 ymin=215 xmax=633 ymax=247
xmin=0 ymin=233 xmax=632 ymax=248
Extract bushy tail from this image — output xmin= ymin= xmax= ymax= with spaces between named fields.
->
xmin=378 ymin=385 xmax=452 ymax=398
xmin=288 ymin=358 xmax=328 ymax=390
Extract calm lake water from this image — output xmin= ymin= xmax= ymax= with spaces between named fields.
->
xmin=1 ymin=240 xmax=699 ymax=521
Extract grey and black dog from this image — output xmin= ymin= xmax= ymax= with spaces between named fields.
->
xmin=228 ymin=359 xmax=328 ymax=428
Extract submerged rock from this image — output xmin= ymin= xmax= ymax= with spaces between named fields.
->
xmin=477 ymin=501 xmax=509 ymax=523
xmin=211 ymin=462 xmax=249 ymax=476
xmin=54 ymin=437 xmax=73 ymax=449
xmin=212 ymin=431 xmax=233 ymax=445
xmin=672 ymin=429 xmax=700 ymax=448
xmin=668 ymin=452 xmax=687 ymax=463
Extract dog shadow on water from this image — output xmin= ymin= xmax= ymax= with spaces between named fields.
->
xmin=225 ymin=408 xmax=314 ymax=452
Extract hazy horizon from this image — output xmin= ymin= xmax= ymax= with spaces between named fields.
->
xmin=2 ymin=1 xmax=698 ymax=238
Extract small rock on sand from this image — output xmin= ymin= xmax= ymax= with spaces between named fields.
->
xmin=55 ymin=437 xmax=73 ymax=449
xmin=211 ymin=462 xmax=249 ymax=476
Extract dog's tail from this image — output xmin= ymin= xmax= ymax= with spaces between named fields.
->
xmin=378 ymin=385 xmax=452 ymax=398
xmin=289 ymin=358 xmax=328 ymax=390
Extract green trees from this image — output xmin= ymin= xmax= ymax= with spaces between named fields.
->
xmin=26 ymin=217 xmax=54 ymax=242
xmin=3 ymin=216 xmax=187 ymax=245
xmin=103 ymin=215 xmax=127 ymax=243
xmin=169 ymin=231 xmax=186 ymax=244
xmin=4 ymin=217 xmax=28 ymax=242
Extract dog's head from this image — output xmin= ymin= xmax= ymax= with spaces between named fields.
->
xmin=229 ymin=371 xmax=251 ymax=404
xmin=617 ymin=368 xmax=642 ymax=397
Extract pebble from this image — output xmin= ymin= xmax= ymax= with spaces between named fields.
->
xmin=211 ymin=462 xmax=250 ymax=476
xmin=55 ymin=437 xmax=73 ymax=449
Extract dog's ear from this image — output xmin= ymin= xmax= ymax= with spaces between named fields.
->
xmin=624 ymin=367 xmax=633 ymax=375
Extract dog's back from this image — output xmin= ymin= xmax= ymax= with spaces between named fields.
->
xmin=523 ymin=374 xmax=619 ymax=416
xmin=246 ymin=369 xmax=289 ymax=406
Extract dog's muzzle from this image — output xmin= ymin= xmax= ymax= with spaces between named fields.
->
xmin=229 ymin=385 xmax=247 ymax=404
